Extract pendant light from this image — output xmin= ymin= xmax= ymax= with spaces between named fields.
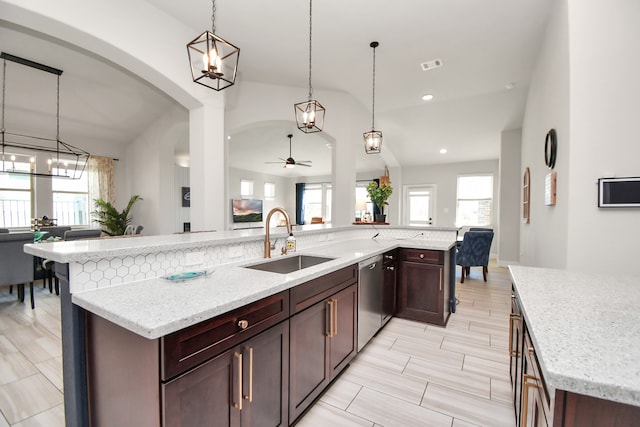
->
xmin=364 ymin=41 xmax=382 ymax=154
xmin=187 ymin=0 xmax=240 ymax=91
xmin=1 ymin=52 xmax=89 ymax=179
xmin=294 ymin=0 xmax=325 ymax=133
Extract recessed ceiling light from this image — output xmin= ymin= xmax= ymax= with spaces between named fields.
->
xmin=326 ymin=143 xmax=332 ymax=149
xmin=422 ymin=94 xmax=434 ymax=101
xmin=227 ymin=135 xmax=231 ymax=140
xmin=505 ymin=82 xmax=516 ymax=90
xmin=440 ymin=148 xmax=447 ymax=154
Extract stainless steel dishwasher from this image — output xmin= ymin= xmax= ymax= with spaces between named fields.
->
xmin=358 ymin=255 xmax=383 ymax=351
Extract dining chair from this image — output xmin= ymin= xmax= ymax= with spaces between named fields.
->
xmin=40 ymin=226 xmax=71 ymax=292
xmin=0 ymin=232 xmax=36 ymax=308
xmin=456 ymin=230 xmax=494 ymax=283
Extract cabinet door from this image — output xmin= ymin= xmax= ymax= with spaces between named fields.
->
xmin=521 ymin=331 xmax=550 ymax=427
xmin=397 ymin=261 xmax=444 ymax=324
xmin=510 ymin=288 xmax=524 ymax=426
xmin=328 ymin=283 xmax=358 ymax=376
xmin=240 ymin=321 xmax=289 ymax=427
xmin=163 ymin=348 xmax=240 ymax=427
xmin=382 ymin=262 xmax=396 ymax=324
xmin=289 ymin=300 xmax=330 ymax=422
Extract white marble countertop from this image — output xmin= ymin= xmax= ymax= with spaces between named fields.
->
xmin=23 ymin=224 xmax=459 ymax=263
xmin=73 ymin=238 xmax=454 ymax=340
xmin=509 ymin=265 xmax=640 ymax=408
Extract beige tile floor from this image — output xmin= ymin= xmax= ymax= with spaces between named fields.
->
xmin=0 ymin=263 xmax=515 ymax=427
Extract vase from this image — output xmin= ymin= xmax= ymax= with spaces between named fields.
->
xmin=374 ymin=214 xmax=386 ymax=223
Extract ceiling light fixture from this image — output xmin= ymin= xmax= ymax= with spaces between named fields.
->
xmin=294 ymin=0 xmax=325 ymax=133
xmin=440 ymin=148 xmax=447 ymax=154
xmin=422 ymin=94 xmax=434 ymax=101
xmin=187 ymin=0 xmax=240 ymax=91
xmin=364 ymin=41 xmax=382 ymax=154
xmin=1 ymin=52 xmax=89 ymax=179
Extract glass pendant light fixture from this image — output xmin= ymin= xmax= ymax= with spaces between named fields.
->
xmin=364 ymin=41 xmax=382 ymax=154
xmin=294 ymin=0 xmax=325 ymax=133
xmin=187 ymin=0 xmax=240 ymax=91
xmin=1 ymin=52 xmax=89 ymax=179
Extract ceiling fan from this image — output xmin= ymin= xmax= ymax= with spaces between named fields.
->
xmin=265 ymin=134 xmax=312 ymax=168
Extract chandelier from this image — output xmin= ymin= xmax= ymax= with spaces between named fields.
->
xmin=187 ymin=0 xmax=240 ymax=91
xmin=1 ymin=52 xmax=89 ymax=179
xmin=294 ymin=0 xmax=325 ymax=133
xmin=364 ymin=41 xmax=382 ymax=154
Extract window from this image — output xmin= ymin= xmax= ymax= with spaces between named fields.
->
xmin=240 ymin=179 xmax=254 ymax=197
xmin=264 ymin=182 xmax=275 ymax=200
xmin=456 ymin=175 xmax=493 ymax=226
xmin=404 ymin=185 xmax=435 ymax=225
xmin=355 ymin=181 xmax=374 ymax=220
xmin=0 ymin=159 xmax=32 ymax=228
xmin=303 ymin=183 xmax=331 ymax=224
xmin=52 ymin=167 xmax=89 ymax=226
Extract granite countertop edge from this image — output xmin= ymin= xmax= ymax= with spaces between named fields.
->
xmin=72 ymin=238 xmax=454 ymax=340
xmin=509 ymin=265 xmax=640 ymax=408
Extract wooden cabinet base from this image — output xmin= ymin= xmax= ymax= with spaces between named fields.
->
xmin=553 ymin=391 xmax=640 ymax=427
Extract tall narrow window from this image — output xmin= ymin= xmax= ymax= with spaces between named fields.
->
xmin=0 ymin=159 xmax=32 ymax=228
xmin=303 ymin=182 xmax=331 ymax=224
xmin=240 ymin=179 xmax=254 ymax=198
xmin=456 ymin=175 xmax=493 ymax=226
xmin=52 ymin=166 xmax=89 ymax=226
xmin=264 ymin=182 xmax=276 ymax=200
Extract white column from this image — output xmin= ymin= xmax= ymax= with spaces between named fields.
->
xmin=331 ymin=135 xmax=357 ymax=226
xmin=189 ymin=95 xmax=226 ymax=232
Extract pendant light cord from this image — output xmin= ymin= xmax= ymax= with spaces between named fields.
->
xmin=56 ymin=75 xmax=60 ymax=142
xmin=371 ymin=43 xmax=377 ymax=130
xmin=307 ymin=0 xmax=313 ymax=100
xmin=1 ymin=59 xmax=6 ymax=134
xmin=211 ymin=0 xmax=217 ymax=34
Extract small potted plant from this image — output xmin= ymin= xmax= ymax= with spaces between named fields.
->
xmin=366 ymin=179 xmax=393 ymax=223
xmin=92 ymin=195 xmax=143 ymax=236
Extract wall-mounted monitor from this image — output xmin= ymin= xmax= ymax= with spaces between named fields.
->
xmin=232 ymin=199 xmax=263 ymax=223
xmin=598 ymin=177 xmax=640 ymax=207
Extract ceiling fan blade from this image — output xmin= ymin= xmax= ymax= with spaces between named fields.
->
xmin=298 ymin=163 xmax=312 ymax=167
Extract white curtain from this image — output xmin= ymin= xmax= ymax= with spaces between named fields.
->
xmin=87 ymin=156 xmax=115 ymax=228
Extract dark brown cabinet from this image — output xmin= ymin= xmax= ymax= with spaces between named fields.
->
xmin=520 ymin=327 xmax=550 ymax=427
xmin=396 ymin=248 xmax=451 ymax=326
xmin=382 ymin=250 xmax=397 ymax=325
xmin=163 ymin=320 xmax=289 ymax=427
xmin=289 ymin=265 xmax=358 ymax=423
xmin=510 ymin=286 xmax=524 ymax=426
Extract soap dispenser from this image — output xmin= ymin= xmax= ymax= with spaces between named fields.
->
xmin=286 ymin=233 xmax=297 ymax=253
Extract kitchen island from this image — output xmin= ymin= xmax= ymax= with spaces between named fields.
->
xmin=509 ymin=266 xmax=640 ymax=426
xmin=24 ymin=225 xmax=457 ymax=426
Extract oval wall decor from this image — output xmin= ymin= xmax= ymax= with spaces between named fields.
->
xmin=544 ymin=128 xmax=557 ymax=169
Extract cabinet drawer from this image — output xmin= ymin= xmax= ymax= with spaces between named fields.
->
xmin=161 ymin=291 xmax=289 ymax=381
xmin=290 ymin=264 xmax=357 ymax=314
xmin=401 ymin=248 xmax=443 ymax=264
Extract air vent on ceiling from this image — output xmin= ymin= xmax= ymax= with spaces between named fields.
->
xmin=420 ymin=59 xmax=443 ymax=71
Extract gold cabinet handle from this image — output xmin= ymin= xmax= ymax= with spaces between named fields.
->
xmin=528 ymin=346 xmax=535 ymax=356
xmin=521 ymin=373 xmax=540 ymax=424
xmin=419 ymin=253 xmax=425 ymax=259
xmin=243 ymin=347 xmax=253 ymax=402
xmin=326 ymin=300 xmax=333 ymax=337
xmin=332 ymin=298 xmax=338 ymax=336
xmin=233 ymin=352 xmax=243 ymax=410
xmin=386 ymin=266 xmax=395 ymax=271
xmin=508 ymin=314 xmax=520 ymax=357
xmin=238 ymin=319 xmax=249 ymax=329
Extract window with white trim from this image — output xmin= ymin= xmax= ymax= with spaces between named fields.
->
xmin=404 ymin=185 xmax=435 ymax=225
xmin=303 ymin=183 xmax=331 ymax=224
xmin=456 ymin=175 xmax=493 ymax=226
xmin=240 ymin=179 xmax=254 ymax=197
xmin=264 ymin=182 xmax=275 ymax=200
xmin=0 ymin=158 xmax=32 ymax=228
xmin=52 ymin=167 xmax=89 ymax=226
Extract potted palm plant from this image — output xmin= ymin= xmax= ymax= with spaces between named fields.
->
xmin=366 ymin=179 xmax=393 ymax=223
xmin=92 ymin=195 xmax=143 ymax=236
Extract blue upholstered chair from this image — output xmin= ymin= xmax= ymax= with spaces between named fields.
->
xmin=456 ymin=230 xmax=494 ymax=283
xmin=0 ymin=232 xmax=36 ymax=308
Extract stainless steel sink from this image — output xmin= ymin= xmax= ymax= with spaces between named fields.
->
xmin=244 ymin=255 xmax=335 ymax=274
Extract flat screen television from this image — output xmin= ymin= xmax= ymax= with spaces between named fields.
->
xmin=598 ymin=177 xmax=640 ymax=207
xmin=232 ymin=199 xmax=263 ymax=223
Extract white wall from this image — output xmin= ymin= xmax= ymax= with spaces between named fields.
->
xmin=564 ymin=0 xmax=640 ymax=273
xmin=519 ymin=0 xmax=570 ymax=269
xmin=498 ymin=129 xmax=522 ymax=266
xmin=125 ymin=105 xmax=189 ymax=235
